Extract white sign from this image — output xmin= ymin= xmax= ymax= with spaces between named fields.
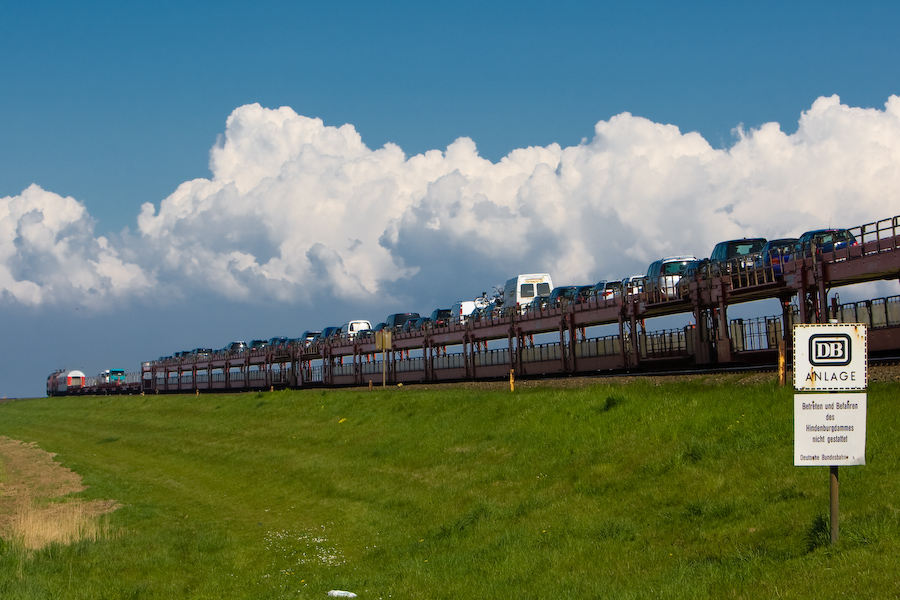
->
xmin=794 ymin=393 xmax=867 ymax=466
xmin=793 ymin=324 xmax=867 ymax=391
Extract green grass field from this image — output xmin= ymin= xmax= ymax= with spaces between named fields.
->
xmin=0 ymin=375 xmax=898 ymax=599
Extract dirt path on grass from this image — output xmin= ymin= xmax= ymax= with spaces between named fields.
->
xmin=0 ymin=436 xmax=119 ymax=549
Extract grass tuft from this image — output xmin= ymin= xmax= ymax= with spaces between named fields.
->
xmin=804 ymin=513 xmax=831 ymax=553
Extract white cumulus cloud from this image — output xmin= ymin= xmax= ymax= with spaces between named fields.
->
xmin=0 ymin=185 xmax=152 ymax=307
xmin=4 ymin=95 xmax=900 ymax=310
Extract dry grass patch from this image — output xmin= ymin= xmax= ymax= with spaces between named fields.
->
xmin=0 ymin=436 xmax=119 ymax=550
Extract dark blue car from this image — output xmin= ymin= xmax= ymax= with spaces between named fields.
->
xmin=756 ymin=238 xmax=798 ymax=277
xmin=790 ymin=229 xmax=858 ymax=261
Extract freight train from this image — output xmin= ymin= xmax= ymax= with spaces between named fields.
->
xmin=45 ymin=214 xmax=900 ymax=396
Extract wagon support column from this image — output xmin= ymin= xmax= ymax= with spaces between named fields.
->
xmin=507 ymin=323 xmax=516 ymax=375
xmin=568 ymin=306 xmax=579 ymax=374
xmin=714 ymin=278 xmax=734 ymax=364
xmin=558 ymin=313 xmax=569 ymax=373
xmin=423 ymin=336 xmax=434 ymax=382
xmin=619 ymin=297 xmax=642 ymax=369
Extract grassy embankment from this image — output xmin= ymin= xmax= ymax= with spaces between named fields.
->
xmin=0 ymin=375 xmax=898 ymax=599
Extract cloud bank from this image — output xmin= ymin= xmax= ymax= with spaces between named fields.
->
xmin=0 ymin=185 xmax=152 ymax=307
xmin=3 ymin=95 xmax=899 ymax=309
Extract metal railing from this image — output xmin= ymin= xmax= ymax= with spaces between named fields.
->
xmin=640 ymin=328 xmax=687 ymax=358
xmin=850 ymin=216 xmax=900 ymax=254
xmin=836 ymin=295 xmax=900 ymax=328
xmin=574 ymin=335 xmax=621 ymax=358
xmin=729 ymin=316 xmax=787 ymax=352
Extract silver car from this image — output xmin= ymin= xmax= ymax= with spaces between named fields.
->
xmin=644 ymin=255 xmax=697 ymax=300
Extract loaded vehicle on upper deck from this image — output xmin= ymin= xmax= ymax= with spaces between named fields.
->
xmin=451 ymin=292 xmax=494 ymax=325
xmin=708 ymin=238 xmax=767 ymax=277
xmin=676 ymin=258 xmax=709 ymax=299
xmin=766 ymin=229 xmax=859 ymax=275
xmin=755 ymin=238 xmax=798 ymax=278
xmin=300 ymin=331 xmax=321 ymax=347
xmin=250 ymin=339 xmax=269 ymax=352
xmin=340 ymin=320 xmax=373 ymax=340
xmin=503 ymin=273 xmax=553 ymax=313
xmin=591 ymin=280 xmax=623 ymax=301
xmin=644 ymin=255 xmax=697 ymax=300
xmin=320 ymin=326 xmax=342 ymax=340
xmin=450 ymin=300 xmax=480 ymax=325
xmin=384 ymin=313 xmax=420 ymax=332
xmin=474 ymin=299 xmax=504 ymax=321
xmin=574 ymin=285 xmax=595 ymax=304
xmin=223 ymin=341 xmax=248 ymax=354
xmin=429 ymin=308 xmax=452 ymax=328
xmin=621 ymin=275 xmax=645 ymax=296
xmin=545 ymin=286 xmax=579 ymax=309
xmin=268 ymin=336 xmax=290 ymax=349
xmin=792 ymin=229 xmax=859 ymax=257
xmin=404 ymin=316 xmax=431 ymax=332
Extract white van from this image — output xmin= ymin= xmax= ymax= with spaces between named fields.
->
xmin=504 ymin=273 xmax=553 ymax=312
xmin=340 ymin=320 xmax=372 ymax=339
xmin=450 ymin=301 xmax=475 ymax=325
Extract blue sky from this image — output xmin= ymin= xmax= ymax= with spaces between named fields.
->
xmin=5 ymin=0 xmax=896 ymax=234
xmin=2 ymin=1 xmax=900 ymax=398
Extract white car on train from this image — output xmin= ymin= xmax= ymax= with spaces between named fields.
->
xmin=340 ymin=320 xmax=372 ymax=339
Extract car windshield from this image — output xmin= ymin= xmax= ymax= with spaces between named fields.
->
xmin=769 ymin=241 xmax=795 ymax=252
xmin=730 ymin=241 xmax=766 ymax=256
xmin=662 ymin=261 xmax=691 ymax=275
xmin=817 ymin=232 xmax=850 ymax=244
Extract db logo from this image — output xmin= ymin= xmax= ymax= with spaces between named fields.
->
xmin=809 ymin=334 xmax=852 ymax=366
